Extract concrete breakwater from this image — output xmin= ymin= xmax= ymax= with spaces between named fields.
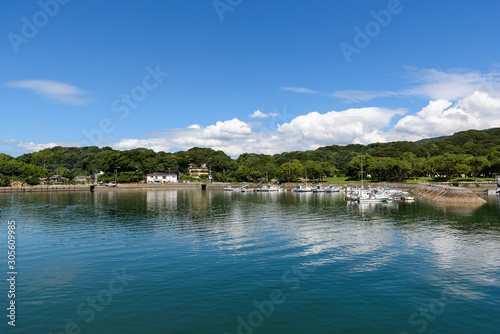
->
xmin=0 ymin=185 xmax=92 ymax=193
xmin=411 ymin=184 xmax=486 ymax=204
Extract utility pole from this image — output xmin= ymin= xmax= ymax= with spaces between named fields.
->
xmin=115 ymin=169 xmax=117 ymax=184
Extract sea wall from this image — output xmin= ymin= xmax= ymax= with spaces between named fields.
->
xmin=0 ymin=185 xmax=92 ymax=193
xmin=411 ymin=184 xmax=486 ymax=204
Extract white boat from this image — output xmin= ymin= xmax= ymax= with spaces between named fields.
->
xmin=224 ymin=186 xmax=237 ymax=191
xmin=357 ymin=190 xmax=389 ymax=203
xmin=292 ymin=185 xmax=312 ymax=192
xmin=325 ymin=186 xmax=341 ymax=193
xmin=257 ymin=185 xmax=282 ymax=192
xmin=312 ymin=185 xmax=326 ymax=193
xmin=486 ymin=189 xmax=500 ymax=195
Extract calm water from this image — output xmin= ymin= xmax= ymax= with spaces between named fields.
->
xmin=1 ymin=190 xmax=499 ymax=334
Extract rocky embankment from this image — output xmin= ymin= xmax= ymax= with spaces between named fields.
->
xmin=412 ymin=184 xmax=487 ymax=204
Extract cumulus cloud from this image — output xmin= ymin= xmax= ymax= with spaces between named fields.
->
xmin=9 ymin=68 xmax=500 ymax=157
xmin=109 ymin=90 xmax=500 ymax=156
xmin=5 ymin=80 xmax=93 ymax=105
xmin=278 ymin=107 xmax=406 ymax=149
xmin=389 ymin=91 xmax=500 ymax=140
xmin=249 ymin=110 xmax=279 ymax=118
xmin=204 ymin=118 xmax=252 ymax=139
xmin=110 ymin=107 xmax=405 ymax=156
xmin=9 ymin=89 xmax=500 ymax=157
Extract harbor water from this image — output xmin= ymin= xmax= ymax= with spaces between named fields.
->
xmin=0 ymin=190 xmax=499 ymax=333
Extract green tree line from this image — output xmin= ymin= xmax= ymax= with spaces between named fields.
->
xmin=1 ymin=128 xmax=500 ymax=186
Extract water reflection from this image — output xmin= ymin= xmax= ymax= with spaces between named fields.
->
xmin=1 ymin=189 xmax=500 ymax=334
xmin=147 ymin=190 xmax=178 ymax=210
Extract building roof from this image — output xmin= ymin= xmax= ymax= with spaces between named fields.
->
xmin=146 ymin=172 xmax=177 ymax=176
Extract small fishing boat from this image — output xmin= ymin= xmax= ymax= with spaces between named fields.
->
xmin=312 ymin=185 xmax=326 ymax=193
xmin=257 ymin=185 xmax=282 ymax=192
xmin=485 ymin=188 xmax=500 ymax=195
xmin=292 ymin=185 xmax=312 ymax=192
xmin=357 ymin=190 xmax=389 ymax=203
xmin=325 ymin=186 xmax=341 ymax=193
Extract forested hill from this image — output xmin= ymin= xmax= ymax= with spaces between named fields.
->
xmin=274 ymin=128 xmax=500 ymax=173
xmin=1 ymin=128 xmax=500 ymax=185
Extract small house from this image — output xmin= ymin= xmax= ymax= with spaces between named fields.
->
xmin=74 ymin=176 xmax=91 ymax=184
xmin=146 ymin=172 xmax=178 ymax=184
xmin=188 ymin=164 xmax=209 ymax=178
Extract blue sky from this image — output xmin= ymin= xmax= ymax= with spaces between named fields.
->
xmin=1 ymin=0 xmax=500 ymax=157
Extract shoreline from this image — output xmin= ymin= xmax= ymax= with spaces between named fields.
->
xmin=0 ymin=182 xmax=496 ymax=193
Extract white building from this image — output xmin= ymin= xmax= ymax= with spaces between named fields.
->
xmin=146 ymin=172 xmax=178 ymax=184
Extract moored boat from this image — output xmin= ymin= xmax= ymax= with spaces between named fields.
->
xmin=292 ymin=185 xmax=312 ymax=192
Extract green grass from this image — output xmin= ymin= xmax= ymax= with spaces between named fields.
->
xmin=322 ymin=177 xmax=367 ymax=183
xmin=320 ymin=176 xmax=496 ymax=184
xmin=406 ymin=177 xmax=495 ymax=183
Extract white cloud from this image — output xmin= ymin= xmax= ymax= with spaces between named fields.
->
xmin=329 ymin=67 xmax=500 ymax=103
xmin=249 ymin=110 xmax=279 ymax=118
xmin=3 ymin=139 xmax=82 ymax=152
xmin=203 ymin=118 xmax=252 ymax=139
xmin=330 ymin=90 xmax=398 ymax=103
xmin=278 ymin=107 xmax=406 ymax=149
xmin=280 ymin=86 xmax=320 ymax=94
xmin=110 ymin=107 xmax=405 ymax=157
xmin=389 ymin=91 xmax=500 ymax=140
xmin=8 ymin=68 xmax=500 ymax=157
xmin=110 ymin=90 xmax=499 ymax=156
xmin=402 ymin=67 xmax=500 ymax=101
xmin=5 ymin=80 xmax=93 ymax=105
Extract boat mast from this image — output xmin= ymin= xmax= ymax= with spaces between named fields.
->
xmin=360 ymin=153 xmax=363 ymax=189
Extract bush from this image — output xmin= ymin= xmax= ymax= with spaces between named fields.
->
xmin=24 ymin=175 xmax=41 ymax=186
xmin=118 ymin=171 xmax=137 ymax=183
xmin=0 ymin=176 xmax=11 ymax=187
